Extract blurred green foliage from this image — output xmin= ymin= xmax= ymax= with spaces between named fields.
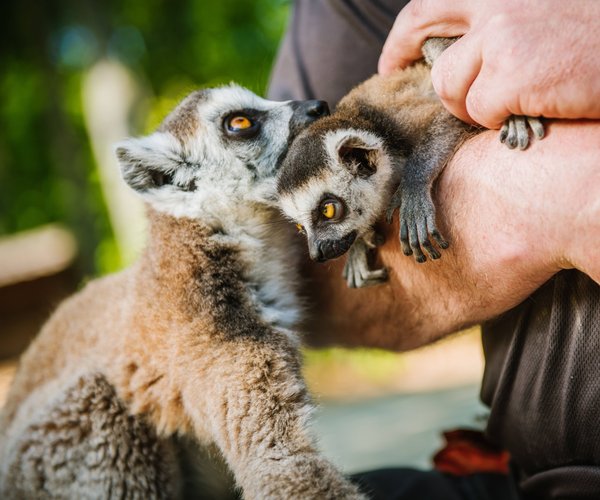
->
xmin=0 ymin=0 xmax=290 ymax=275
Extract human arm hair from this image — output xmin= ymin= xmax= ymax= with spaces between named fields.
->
xmin=300 ymin=120 xmax=600 ymax=350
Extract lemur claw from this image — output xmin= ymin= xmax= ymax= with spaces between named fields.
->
xmin=500 ymin=116 xmax=544 ymax=150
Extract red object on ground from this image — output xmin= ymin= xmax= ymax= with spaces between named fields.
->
xmin=433 ymin=429 xmax=511 ymax=476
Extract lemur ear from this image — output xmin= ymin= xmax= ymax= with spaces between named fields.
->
xmin=115 ymin=133 xmax=189 ymax=193
xmin=337 ymin=136 xmax=380 ymax=178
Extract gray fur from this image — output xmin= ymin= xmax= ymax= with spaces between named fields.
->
xmin=1 ymin=373 xmax=180 ymax=500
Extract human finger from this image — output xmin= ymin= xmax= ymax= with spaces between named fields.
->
xmin=378 ymin=0 xmax=473 ymax=75
xmin=429 ymin=33 xmax=482 ymax=125
xmin=465 ymin=66 xmax=513 ymax=129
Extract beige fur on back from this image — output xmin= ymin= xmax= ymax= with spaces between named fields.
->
xmin=342 ymin=64 xmax=440 ymax=129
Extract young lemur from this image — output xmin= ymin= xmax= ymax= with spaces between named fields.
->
xmin=277 ymin=38 xmax=545 ymax=288
xmin=0 ymin=86 xmax=366 ymax=499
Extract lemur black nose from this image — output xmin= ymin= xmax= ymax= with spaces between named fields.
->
xmin=310 ymin=231 xmax=357 ymax=262
xmin=288 ymin=99 xmax=330 ymax=138
xmin=305 ymin=100 xmax=330 ymax=118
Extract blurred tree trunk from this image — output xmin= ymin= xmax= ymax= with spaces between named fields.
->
xmin=82 ymin=59 xmax=147 ymax=266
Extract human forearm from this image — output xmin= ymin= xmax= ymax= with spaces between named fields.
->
xmin=301 ymin=120 xmax=600 ymax=350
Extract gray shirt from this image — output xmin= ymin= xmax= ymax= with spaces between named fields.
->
xmin=482 ymin=270 xmax=600 ymax=498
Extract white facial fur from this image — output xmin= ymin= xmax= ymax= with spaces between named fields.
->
xmin=279 ymin=128 xmax=399 ymax=247
xmin=115 ymin=85 xmax=314 ymax=331
xmin=116 ymin=85 xmax=296 ymax=228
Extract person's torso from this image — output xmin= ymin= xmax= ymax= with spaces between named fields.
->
xmin=482 ymin=270 xmax=600 ymax=498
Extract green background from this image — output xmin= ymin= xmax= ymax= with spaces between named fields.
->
xmin=0 ymin=0 xmax=290 ymax=275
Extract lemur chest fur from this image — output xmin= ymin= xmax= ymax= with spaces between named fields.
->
xmin=131 ymin=207 xmax=301 ymax=341
xmin=207 ymin=205 xmax=302 ymax=333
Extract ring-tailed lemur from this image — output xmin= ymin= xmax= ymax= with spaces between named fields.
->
xmin=0 ymin=86 xmax=366 ymax=499
xmin=277 ymin=38 xmax=545 ymax=288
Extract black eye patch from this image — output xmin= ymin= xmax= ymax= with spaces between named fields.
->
xmin=312 ymin=193 xmax=347 ymax=226
xmin=222 ymin=109 xmax=264 ymax=140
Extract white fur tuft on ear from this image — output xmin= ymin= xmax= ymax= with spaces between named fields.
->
xmin=115 ymin=132 xmax=189 ymax=193
xmin=324 ymin=129 xmax=383 ymax=178
xmin=326 ymin=128 xmax=382 ymax=153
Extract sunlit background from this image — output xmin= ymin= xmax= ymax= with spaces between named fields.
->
xmin=0 ymin=0 xmax=484 ymax=475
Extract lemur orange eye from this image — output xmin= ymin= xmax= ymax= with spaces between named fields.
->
xmin=228 ymin=116 xmax=252 ymax=130
xmin=319 ymin=198 xmax=344 ymax=221
xmin=296 ymin=223 xmax=306 ymax=234
xmin=322 ymin=202 xmax=336 ymax=219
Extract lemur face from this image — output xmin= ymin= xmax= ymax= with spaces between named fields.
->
xmin=278 ymin=121 xmax=397 ymax=262
xmin=116 ymin=85 xmax=328 ymax=219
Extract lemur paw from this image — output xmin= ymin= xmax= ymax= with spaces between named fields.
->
xmin=500 ymin=116 xmax=545 ymax=150
xmin=342 ymin=235 xmax=388 ymax=288
xmin=387 ymin=189 xmax=448 ymax=263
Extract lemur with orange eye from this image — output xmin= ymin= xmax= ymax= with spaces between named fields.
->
xmin=0 ymin=86 xmax=368 ymax=499
xmin=277 ymin=38 xmax=544 ymax=288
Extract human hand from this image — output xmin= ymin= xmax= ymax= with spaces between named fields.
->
xmin=378 ymin=0 xmax=600 ymax=128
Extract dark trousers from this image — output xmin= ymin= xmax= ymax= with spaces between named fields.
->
xmin=352 ymin=468 xmax=521 ymax=500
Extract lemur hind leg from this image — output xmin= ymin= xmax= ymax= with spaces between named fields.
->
xmin=343 ymin=229 xmax=388 ymax=288
xmin=1 ymin=373 xmax=180 ymax=500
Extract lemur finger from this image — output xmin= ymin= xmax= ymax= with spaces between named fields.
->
xmin=368 ymin=267 xmax=388 ymax=281
xmin=358 ymin=268 xmax=389 ymax=288
xmin=408 ymin=223 xmax=427 ymax=263
xmin=514 ymin=116 xmax=529 ymax=150
xmin=363 ymin=232 xmax=380 ymax=249
xmin=345 ymin=263 xmax=358 ymax=288
xmin=500 ymin=122 xmax=509 ymax=144
xmin=416 ymin=219 xmax=440 ymax=260
xmin=348 ymin=263 xmax=388 ymax=288
xmin=428 ymin=216 xmax=449 ymax=249
xmin=344 ymin=251 xmax=361 ymax=287
xmin=386 ymin=204 xmax=398 ymax=225
xmin=386 ymin=191 xmax=401 ymax=224
xmin=432 ymin=231 xmax=449 ymax=249
xmin=423 ymin=240 xmax=441 ymax=260
xmin=346 ymin=274 xmax=357 ymax=288
xmin=505 ymin=117 xmax=518 ymax=149
xmin=400 ymin=220 xmax=412 ymax=256
xmin=527 ymin=117 xmax=545 ymax=140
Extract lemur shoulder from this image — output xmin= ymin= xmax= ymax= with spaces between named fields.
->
xmin=0 ymin=86 xmax=365 ymax=499
xmin=277 ymin=38 xmax=544 ymax=288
